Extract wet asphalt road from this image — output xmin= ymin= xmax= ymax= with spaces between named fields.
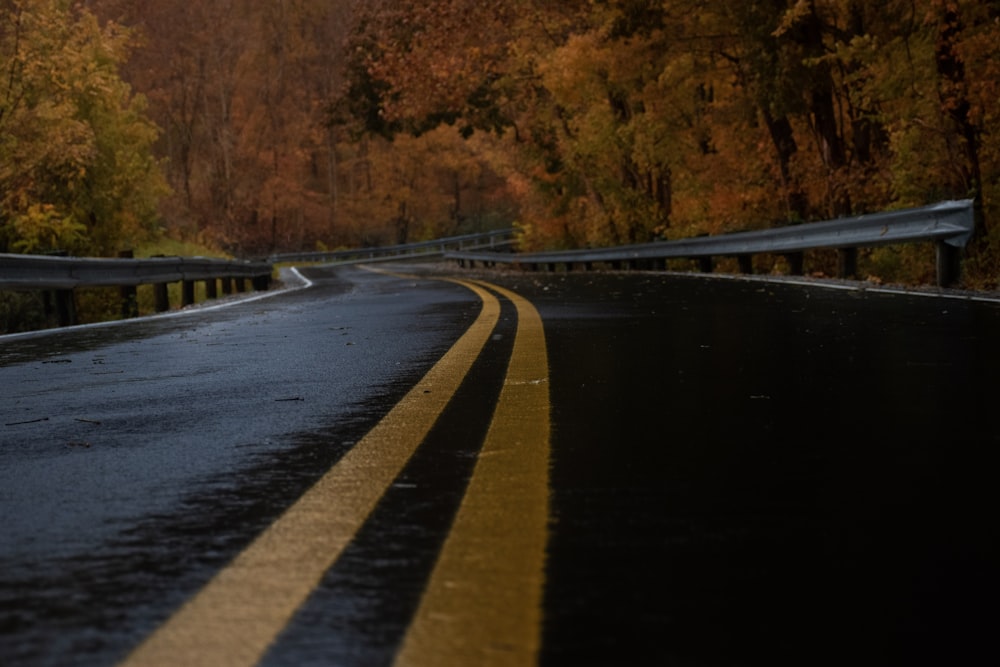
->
xmin=2 ymin=263 xmax=999 ymax=666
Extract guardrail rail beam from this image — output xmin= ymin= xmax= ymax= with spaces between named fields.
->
xmin=446 ymin=200 xmax=975 ymax=287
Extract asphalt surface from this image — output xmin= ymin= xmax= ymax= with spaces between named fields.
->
xmin=1 ymin=267 xmax=482 ymax=665
xmin=2 ymin=264 xmax=999 ymax=666
xmin=518 ymin=270 xmax=1000 ymax=666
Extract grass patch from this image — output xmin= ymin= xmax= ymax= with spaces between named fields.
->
xmin=134 ymin=237 xmax=230 ymax=259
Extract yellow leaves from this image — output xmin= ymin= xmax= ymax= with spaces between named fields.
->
xmin=772 ymin=0 xmax=813 ymax=38
xmin=10 ymin=203 xmax=87 ymax=254
xmin=1 ymin=0 xmax=164 ymax=255
xmin=539 ymin=32 xmax=602 ymax=99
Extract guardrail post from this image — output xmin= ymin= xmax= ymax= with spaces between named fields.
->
xmin=698 ymin=256 xmax=714 ymax=273
xmin=737 ymin=255 xmax=753 ymax=274
xmin=205 ymin=278 xmax=218 ymax=299
xmin=936 ymin=242 xmax=962 ymax=287
xmin=222 ymin=278 xmax=234 ymax=295
xmin=55 ymin=290 xmax=76 ymax=327
xmin=154 ymin=283 xmax=170 ymax=312
xmin=235 ymin=278 xmax=247 ymax=293
xmin=783 ymin=252 xmax=804 ymax=275
xmin=838 ymin=248 xmax=858 ymax=278
xmin=253 ymin=274 xmax=271 ymax=291
xmin=118 ymin=252 xmax=139 ymax=318
xmin=120 ymin=286 xmax=139 ymax=319
xmin=182 ymin=280 xmax=196 ymax=306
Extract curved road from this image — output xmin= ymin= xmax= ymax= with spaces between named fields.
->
xmin=1 ymin=264 xmax=998 ymax=666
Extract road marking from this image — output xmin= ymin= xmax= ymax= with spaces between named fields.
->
xmin=120 ymin=279 xmax=500 ymax=667
xmin=394 ymin=280 xmax=551 ymax=667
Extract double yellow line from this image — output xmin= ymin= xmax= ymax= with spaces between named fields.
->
xmin=121 ymin=276 xmax=550 ymax=667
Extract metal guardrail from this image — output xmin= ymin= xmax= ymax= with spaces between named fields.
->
xmin=0 ymin=253 xmax=273 ymax=327
xmin=0 ymin=254 xmax=272 ymax=290
xmin=447 ymin=200 xmax=975 ymax=287
xmin=0 ymin=201 xmax=976 ymax=331
xmin=0 ymin=229 xmax=514 ymax=329
xmin=269 ymin=229 xmax=515 ymax=264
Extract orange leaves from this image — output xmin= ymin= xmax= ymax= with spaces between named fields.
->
xmin=360 ymin=0 xmax=515 ymax=125
xmin=45 ymin=0 xmax=997 ymax=284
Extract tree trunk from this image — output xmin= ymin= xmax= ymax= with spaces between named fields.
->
xmin=934 ymin=1 xmax=985 ymax=248
xmin=327 ymin=124 xmax=338 ymax=232
xmin=799 ymin=1 xmax=851 ymax=217
xmin=761 ymin=108 xmax=808 ymax=222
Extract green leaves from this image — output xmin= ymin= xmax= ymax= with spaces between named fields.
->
xmin=9 ymin=203 xmax=86 ymax=254
xmin=0 ymin=0 xmax=165 ymax=256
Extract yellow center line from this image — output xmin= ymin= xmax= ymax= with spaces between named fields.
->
xmin=394 ymin=280 xmax=551 ymax=667
xmin=120 ymin=279 xmax=500 ymax=667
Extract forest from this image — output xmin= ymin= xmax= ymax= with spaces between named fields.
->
xmin=3 ymin=0 xmax=1000 ymax=287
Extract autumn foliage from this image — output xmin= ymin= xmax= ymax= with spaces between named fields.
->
xmin=4 ymin=1 xmax=1000 ymax=286
xmin=0 ymin=0 xmax=165 ymax=256
xmin=352 ymin=0 xmax=1000 ymax=285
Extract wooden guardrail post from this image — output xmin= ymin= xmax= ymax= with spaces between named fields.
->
xmin=784 ymin=252 xmax=804 ymax=275
xmin=55 ymin=290 xmax=76 ymax=327
xmin=154 ymin=283 xmax=170 ymax=312
xmin=118 ymin=250 xmax=139 ymax=318
xmin=936 ymin=242 xmax=962 ymax=287
xmin=838 ymin=247 xmax=858 ymax=279
xmin=121 ymin=286 xmax=139 ymax=318
xmin=205 ymin=278 xmax=218 ymax=299
xmin=182 ymin=280 xmax=196 ymax=306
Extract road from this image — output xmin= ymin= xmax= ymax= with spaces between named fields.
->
xmin=1 ymin=263 xmax=998 ymax=666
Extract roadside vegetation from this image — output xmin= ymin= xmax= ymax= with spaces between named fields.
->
xmin=3 ymin=0 xmax=1000 ymax=297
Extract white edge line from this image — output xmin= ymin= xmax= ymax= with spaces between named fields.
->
xmin=662 ymin=270 xmax=1000 ymax=304
xmin=0 ymin=266 xmax=315 ymax=343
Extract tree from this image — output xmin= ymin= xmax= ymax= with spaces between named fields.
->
xmin=64 ymin=0 xmax=1000 ymax=286
xmin=93 ymin=0 xmax=503 ymax=254
xmin=0 ymin=0 xmax=165 ymax=255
